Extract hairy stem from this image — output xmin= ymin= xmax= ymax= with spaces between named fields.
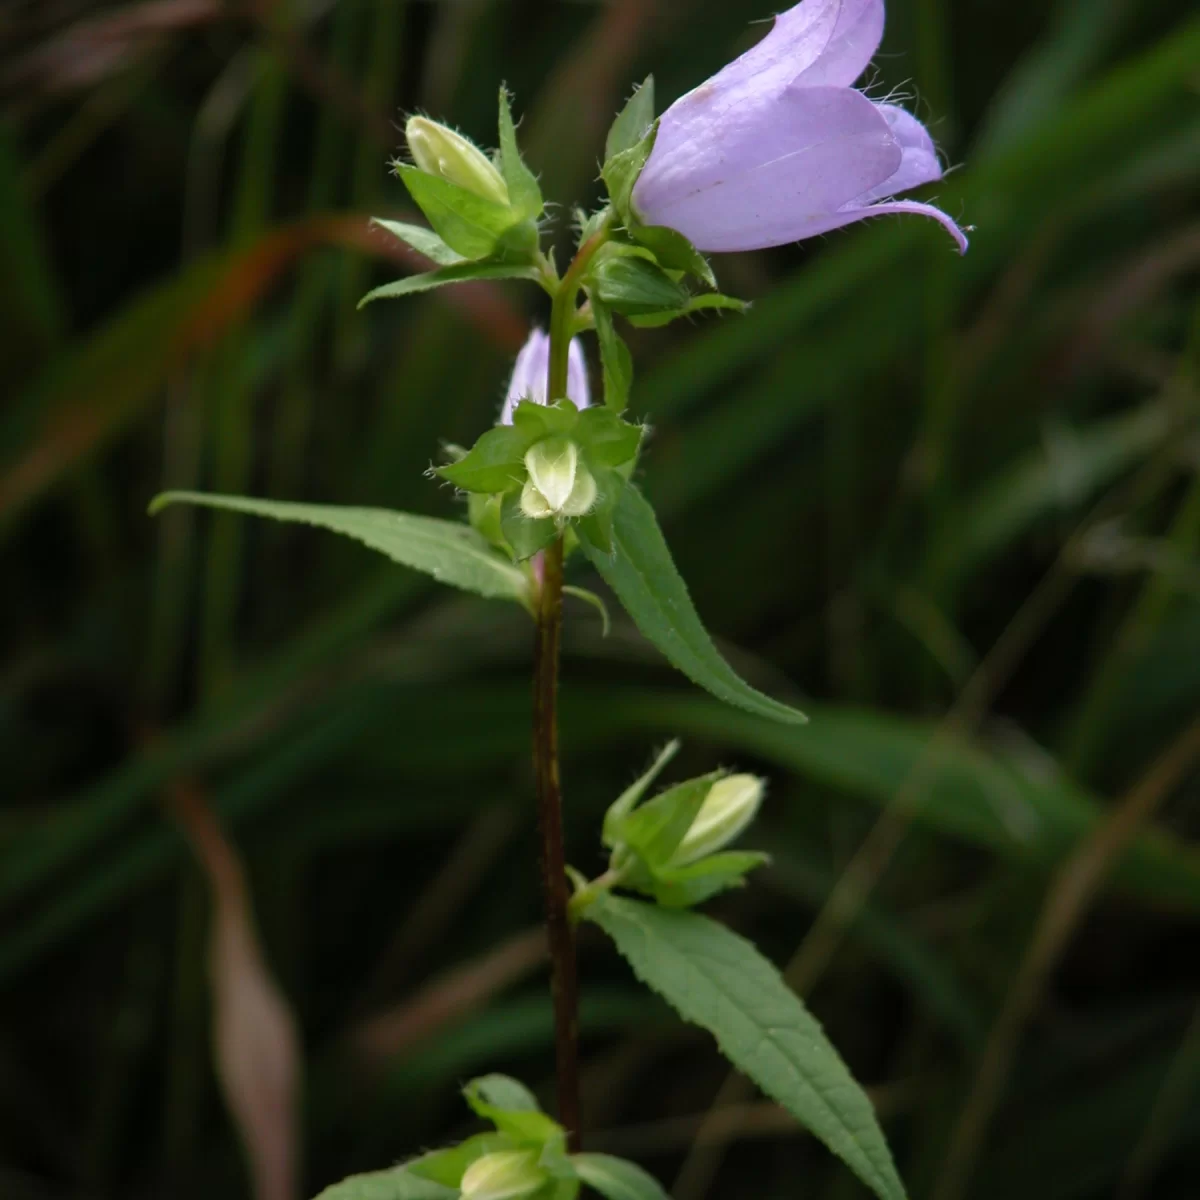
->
xmin=533 ymin=232 xmax=606 ymax=1148
xmin=532 ymin=533 xmax=578 ymax=1146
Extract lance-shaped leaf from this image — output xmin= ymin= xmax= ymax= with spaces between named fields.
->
xmin=590 ymin=256 xmax=687 ymax=318
xmin=150 ymin=493 xmax=530 ymax=608
xmin=498 ymin=87 xmax=543 ymax=221
xmin=628 ymin=293 xmax=748 ymax=329
xmin=606 ymin=77 xmax=656 ymax=162
xmin=628 ymin=223 xmax=715 ymax=288
xmin=571 ymin=1153 xmax=670 ymax=1200
xmin=585 ymin=894 xmax=907 ymax=1200
xmin=648 ymin=850 xmax=769 ymax=908
xmin=575 ymin=407 xmax=642 ymax=470
xmin=590 ymin=300 xmax=633 ymax=412
xmin=602 ymin=740 xmax=681 ymax=846
xmin=313 ymin=1168 xmax=456 ymax=1200
xmin=370 ymin=218 xmax=465 ymax=266
xmin=359 ymin=262 xmax=543 ymax=308
xmin=611 ymin=773 xmax=723 ymax=868
xmin=395 ymin=165 xmax=536 ymax=262
xmin=602 ymin=120 xmax=658 ymax=225
xmin=578 ymin=477 xmax=807 ymax=725
xmin=438 ymin=425 xmax=534 ymax=494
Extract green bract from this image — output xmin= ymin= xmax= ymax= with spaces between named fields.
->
xmin=437 ymin=401 xmax=643 ymax=561
xmin=590 ymin=757 xmax=767 ymax=910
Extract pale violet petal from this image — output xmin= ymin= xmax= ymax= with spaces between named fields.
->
xmin=793 ymin=0 xmax=885 ymax=88
xmin=500 ymin=330 xmax=590 ymax=424
xmin=635 ymin=85 xmax=900 ymax=253
xmin=851 ymin=198 xmax=969 ymax=253
xmin=499 ymin=328 xmax=550 ymax=424
xmin=695 ymin=0 xmax=882 ymax=97
xmin=800 ymin=196 xmax=968 ymax=253
xmin=852 ymin=103 xmax=945 ymax=204
xmin=565 ymin=338 xmax=591 ymax=410
xmin=645 ymin=0 xmax=884 ymax=201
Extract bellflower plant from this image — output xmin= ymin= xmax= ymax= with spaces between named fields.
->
xmin=152 ymin=4 xmax=965 ymax=1198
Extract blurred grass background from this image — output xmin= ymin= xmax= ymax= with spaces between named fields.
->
xmin=2 ymin=1 xmax=1199 ymax=1198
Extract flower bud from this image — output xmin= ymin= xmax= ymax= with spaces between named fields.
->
xmin=460 ymin=1150 xmax=547 ymax=1200
xmin=405 ymin=116 xmax=509 ymax=206
xmin=671 ymin=774 xmax=764 ymax=866
xmin=521 ymin=438 xmax=596 ymax=519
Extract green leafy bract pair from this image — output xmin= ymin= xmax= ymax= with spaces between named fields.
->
xmin=361 ymin=90 xmax=545 ymax=306
xmin=439 ymin=400 xmax=642 ymax=560
xmin=314 ymin=1075 xmax=670 ymax=1200
xmin=572 ymin=740 xmax=769 ymax=910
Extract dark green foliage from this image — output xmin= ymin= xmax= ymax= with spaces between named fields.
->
xmin=2 ymin=3 xmax=1199 ymax=1200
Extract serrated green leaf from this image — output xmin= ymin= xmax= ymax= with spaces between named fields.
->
xmin=601 ymin=121 xmax=658 ymax=224
xmin=466 ymin=1074 xmax=542 ymax=1115
xmin=410 ymin=1134 xmax=514 ymax=1187
xmin=575 ymin=408 xmax=642 ymax=469
xmin=359 ymin=261 xmax=543 ymax=307
xmin=628 ymin=223 xmax=714 ymax=288
xmin=511 ymin=398 xmax=581 ymax=439
xmin=627 ymin=293 xmax=749 ymax=328
xmin=586 ymin=895 xmax=907 ymax=1200
xmin=602 ymin=741 xmax=681 ymax=847
xmin=614 ymin=773 xmax=721 ymax=868
xmin=463 ymin=1075 xmax=564 ymax=1147
xmin=438 ymin=426 xmax=532 ymax=494
xmin=648 ymin=850 xmax=768 ymax=908
xmin=590 ymin=256 xmax=687 ymax=317
xmin=562 ymin=585 xmax=611 ymax=636
xmin=501 ymin=491 xmax=557 ymax=561
xmin=313 ymin=1167 xmax=456 ymax=1200
xmin=396 ymin=165 xmax=532 ymax=261
xmin=578 ymin=206 xmax=612 ymax=246
xmin=149 ymin=492 xmax=530 ymax=607
xmin=605 ymin=77 xmax=656 ymax=162
xmin=498 ymin=87 xmax=544 ymax=220
xmin=578 ymin=477 xmax=807 ymax=725
xmin=369 ymin=218 xmax=465 ymax=266
xmin=571 ymin=1153 xmax=670 ymax=1200
xmin=591 ymin=301 xmax=633 ymax=412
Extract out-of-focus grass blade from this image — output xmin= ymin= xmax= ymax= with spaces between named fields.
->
xmin=763 ymin=847 xmax=985 ymax=1050
xmin=0 ymin=215 xmax=525 ymax=533
xmin=0 ymin=125 xmax=64 ymax=370
xmin=978 ymin=0 xmax=1139 ymax=155
xmin=924 ymin=403 xmax=1173 ymax=597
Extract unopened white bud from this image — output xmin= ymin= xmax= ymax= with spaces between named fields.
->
xmin=521 ymin=437 xmax=595 ymax=519
xmin=460 ymin=1150 xmax=547 ymax=1200
xmin=672 ymin=774 xmax=764 ymax=866
xmin=406 ymin=117 xmax=509 ymax=206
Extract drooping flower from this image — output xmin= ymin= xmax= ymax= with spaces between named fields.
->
xmin=631 ymin=0 xmax=967 ymax=254
xmin=499 ymin=328 xmax=591 ymax=425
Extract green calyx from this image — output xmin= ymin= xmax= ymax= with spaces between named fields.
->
xmin=439 ymin=402 xmax=644 ymax=560
xmin=391 ymin=91 xmax=545 ymax=267
xmin=570 ymin=746 xmax=768 ymax=916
